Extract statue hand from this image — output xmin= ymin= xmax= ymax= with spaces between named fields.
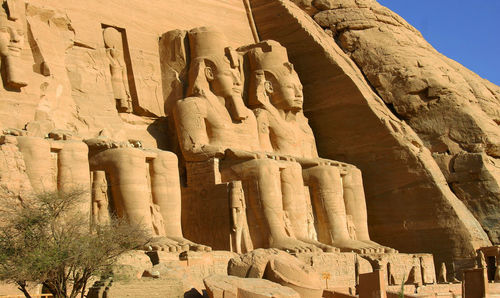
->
xmin=224 ymin=148 xmax=258 ymax=160
xmin=295 ymin=157 xmax=320 ymax=167
xmin=265 ymin=153 xmax=295 ymax=162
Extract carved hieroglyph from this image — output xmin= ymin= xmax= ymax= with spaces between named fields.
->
xmin=0 ymin=0 xmax=27 ymax=89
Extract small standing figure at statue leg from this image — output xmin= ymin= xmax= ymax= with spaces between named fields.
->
xmin=230 ymin=181 xmax=252 ymax=254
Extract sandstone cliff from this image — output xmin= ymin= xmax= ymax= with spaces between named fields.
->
xmin=249 ymin=0 xmax=492 ymax=266
xmin=0 ymin=0 xmax=496 ymax=270
xmin=288 ymin=0 xmax=500 ymax=245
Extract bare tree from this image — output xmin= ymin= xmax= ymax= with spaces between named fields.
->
xmin=0 ymin=188 xmax=150 ymax=298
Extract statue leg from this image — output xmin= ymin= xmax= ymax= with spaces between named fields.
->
xmin=224 ymin=158 xmax=321 ymax=253
xmin=58 ymin=141 xmax=91 ymax=217
xmin=234 ymin=216 xmax=243 ymax=254
xmin=303 ymin=165 xmax=373 ymax=253
xmin=149 ymin=150 xmax=210 ymax=252
xmin=343 ymin=166 xmax=395 ymax=253
xmin=16 ymin=136 xmax=55 ymax=192
xmin=280 ymin=161 xmax=337 ymax=252
xmin=90 ymin=148 xmax=157 ymax=246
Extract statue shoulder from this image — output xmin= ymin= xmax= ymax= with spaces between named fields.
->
xmin=175 ymin=96 xmax=207 ymax=115
xmin=253 ymin=107 xmax=271 ymax=123
xmin=297 ymin=112 xmax=313 ymax=131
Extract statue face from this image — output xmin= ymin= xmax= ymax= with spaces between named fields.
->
xmin=0 ymin=16 xmax=24 ymax=57
xmin=207 ymin=60 xmax=242 ymax=98
xmin=271 ymin=71 xmax=304 ymax=111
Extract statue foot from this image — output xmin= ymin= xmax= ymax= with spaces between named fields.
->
xmin=167 ymin=236 xmax=212 ymax=252
xmin=271 ymin=237 xmax=322 ymax=254
xmin=359 ymin=240 xmax=398 ymax=253
xmin=299 ymin=238 xmax=340 ymax=253
xmin=147 ymin=236 xmax=189 ymax=252
xmin=331 ymin=239 xmax=378 ymax=253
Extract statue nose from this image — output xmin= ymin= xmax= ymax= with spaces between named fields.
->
xmin=295 ymin=87 xmax=303 ymax=97
xmin=232 ymin=72 xmax=241 ymax=86
xmin=10 ymin=30 xmax=20 ymax=42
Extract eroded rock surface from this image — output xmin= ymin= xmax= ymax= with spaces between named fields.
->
xmin=204 ymin=274 xmax=300 ymax=298
xmin=249 ymin=0 xmax=490 ymax=266
xmin=290 ymin=0 xmax=500 ymax=244
xmin=228 ymin=249 xmax=324 ymax=297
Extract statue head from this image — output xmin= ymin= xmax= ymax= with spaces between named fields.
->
xmin=248 ymin=41 xmax=303 ymax=112
xmin=187 ymin=27 xmax=247 ymax=121
xmin=187 ymin=27 xmax=242 ymax=99
xmin=0 ymin=1 xmax=24 ymax=58
xmin=103 ymin=27 xmax=122 ymax=57
xmin=0 ymin=0 xmax=27 ymax=88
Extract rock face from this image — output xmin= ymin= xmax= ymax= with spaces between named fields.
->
xmin=249 ymin=0 xmax=490 ymax=266
xmin=204 ymin=274 xmax=300 ymax=298
xmin=290 ymin=0 xmax=500 ymax=244
xmin=228 ymin=249 xmax=323 ymax=297
xmin=0 ymin=1 xmax=499 ymax=295
xmin=0 ymin=135 xmax=32 ymax=201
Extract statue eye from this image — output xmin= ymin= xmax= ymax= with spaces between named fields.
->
xmin=16 ymin=29 xmax=24 ymax=36
xmin=0 ymin=27 xmax=8 ymax=33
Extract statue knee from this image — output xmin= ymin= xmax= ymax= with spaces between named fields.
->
xmin=344 ymin=166 xmax=363 ymax=188
xmin=252 ymin=159 xmax=280 ymax=178
xmin=111 ymin=148 xmax=145 ymax=164
xmin=61 ymin=140 xmax=88 ymax=154
xmin=155 ymin=150 xmax=179 ymax=166
xmin=92 ymin=147 xmax=145 ymax=171
xmin=16 ymin=136 xmax=50 ymax=154
xmin=310 ymin=165 xmax=341 ymax=185
xmin=280 ymin=162 xmax=303 ymax=183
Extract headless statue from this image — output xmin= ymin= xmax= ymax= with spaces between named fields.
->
xmin=103 ymin=27 xmax=132 ymax=113
xmin=174 ymin=27 xmax=330 ymax=253
xmin=246 ymin=40 xmax=394 ymax=253
xmin=86 ymin=136 xmax=209 ymax=252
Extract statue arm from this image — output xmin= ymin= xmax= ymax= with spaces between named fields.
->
xmin=120 ymin=61 xmax=130 ymax=96
xmin=254 ymin=108 xmax=273 ymax=152
xmin=105 ymin=49 xmax=112 ymax=62
xmin=174 ymin=99 xmax=225 ymax=162
xmin=231 ymin=208 xmax=238 ymax=231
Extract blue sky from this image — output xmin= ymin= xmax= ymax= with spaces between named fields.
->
xmin=377 ymin=0 xmax=500 ymax=86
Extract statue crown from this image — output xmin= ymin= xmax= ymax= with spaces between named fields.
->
xmin=248 ymin=40 xmax=289 ymax=72
xmin=188 ymin=26 xmax=227 ymax=60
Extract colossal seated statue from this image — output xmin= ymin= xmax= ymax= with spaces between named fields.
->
xmin=174 ymin=27 xmax=332 ymax=253
xmin=85 ymin=136 xmax=209 ymax=252
xmin=245 ymin=40 xmax=394 ymax=253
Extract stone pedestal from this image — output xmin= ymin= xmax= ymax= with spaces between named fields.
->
xmin=463 ymin=268 xmax=488 ymax=298
xmin=359 ymin=270 xmax=386 ymax=298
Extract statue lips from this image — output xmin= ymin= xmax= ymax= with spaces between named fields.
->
xmin=7 ymin=45 xmax=21 ymax=56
